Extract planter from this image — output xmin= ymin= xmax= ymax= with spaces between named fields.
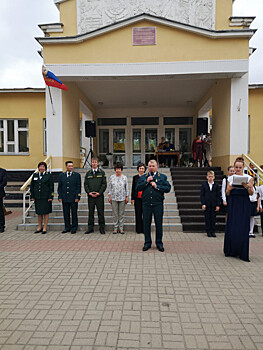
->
xmin=106 ymin=154 xmax=113 ymax=161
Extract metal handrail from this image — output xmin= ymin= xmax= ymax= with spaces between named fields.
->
xmin=80 ymin=147 xmax=87 ymax=168
xmin=242 ymin=154 xmax=263 ymax=186
xmin=20 ymin=156 xmax=52 ymax=224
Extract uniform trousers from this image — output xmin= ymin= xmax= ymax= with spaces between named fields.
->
xmin=88 ymin=195 xmax=105 ymax=229
xmin=204 ymin=206 xmax=217 ymax=234
xmin=143 ymin=203 xmax=164 ymax=247
xmin=0 ymin=198 xmax=5 ymax=230
xmin=62 ymin=202 xmax=78 ymax=231
xmin=111 ymin=200 xmax=126 ymax=231
xmin=134 ymin=198 xmax=143 ymax=233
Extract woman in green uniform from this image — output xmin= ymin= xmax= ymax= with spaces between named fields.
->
xmin=30 ymin=162 xmax=54 ymax=234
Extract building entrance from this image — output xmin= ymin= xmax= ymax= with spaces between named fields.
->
xmin=97 ymin=116 xmax=193 ymax=167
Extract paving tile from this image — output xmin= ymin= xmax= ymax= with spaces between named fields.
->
xmin=0 ymin=211 xmax=262 ymax=349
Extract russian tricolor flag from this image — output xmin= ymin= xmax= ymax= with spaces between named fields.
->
xmin=42 ymin=66 xmax=68 ymax=91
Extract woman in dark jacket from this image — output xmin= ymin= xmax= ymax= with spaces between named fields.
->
xmin=30 ymin=161 xmax=54 ymax=234
xmin=131 ymin=162 xmax=146 ymax=234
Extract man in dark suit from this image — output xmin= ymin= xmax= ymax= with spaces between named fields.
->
xmin=0 ymin=167 xmax=7 ymax=233
xmin=136 ymin=159 xmax=171 ymax=252
xmin=200 ymin=170 xmax=221 ymax=237
xmin=58 ymin=161 xmax=81 ymax=234
xmin=84 ymin=157 xmax=107 ymax=234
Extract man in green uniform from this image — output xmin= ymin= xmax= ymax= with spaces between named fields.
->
xmin=136 ymin=159 xmax=171 ymax=252
xmin=84 ymin=157 xmax=107 ymax=234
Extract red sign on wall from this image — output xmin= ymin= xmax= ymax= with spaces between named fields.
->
xmin=132 ymin=27 xmax=156 ymax=46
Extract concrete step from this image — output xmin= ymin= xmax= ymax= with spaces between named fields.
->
xmin=27 ymin=208 xmax=180 ymax=217
xmin=17 ymin=222 xmax=183 ymax=232
xmin=50 ymin=202 xmax=178 ymax=210
xmin=24 ymin=215 xmax=181 ymax=224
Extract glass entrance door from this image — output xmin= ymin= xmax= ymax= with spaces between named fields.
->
xmin=113 ymin=129 xmax=126 ymax=165
xmin=131 ymin=127 xmax=158 ymax=166
xmin=145 ymin=128 xmax=157 ymax=164
xmin=132 ymin=129 xmax=141 ymax=166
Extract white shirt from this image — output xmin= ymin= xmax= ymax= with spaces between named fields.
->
xmin=208 ymin=181 xmax=214 ymax=191
xmin=39 ymin=171 xmax=46 ymax=179
xmin=221 ymin=177 xmax=227 ymax=203
xmin=249 ymin=187 xmax=257 ymax=202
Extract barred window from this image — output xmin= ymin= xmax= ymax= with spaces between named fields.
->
xmin=0 ymin=119 xmax=29 ymax=154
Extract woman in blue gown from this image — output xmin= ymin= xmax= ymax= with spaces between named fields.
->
xmin=224 ymin=157 xmax=254 ymax=262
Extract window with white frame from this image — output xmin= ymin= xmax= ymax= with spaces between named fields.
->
xmin=43 ymin=119 xmax=47 ymax=155
xmin=0 ymin=119 xmax=29 ymax=154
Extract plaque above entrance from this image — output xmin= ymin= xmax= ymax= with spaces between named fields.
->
xmin=133 ymin=27 xmax=156 ymax=46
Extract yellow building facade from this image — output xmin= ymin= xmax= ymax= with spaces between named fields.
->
xmin=0 ymin=0 xmax=261 ymax=172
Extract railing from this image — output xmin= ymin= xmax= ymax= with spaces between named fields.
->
xmin=242 ymin=154 xmax=263 ymax=186
xmin=20 ymin=156 xmax=52 ymax=224
xmin=80 ymin=147 xmax=86 ymax=168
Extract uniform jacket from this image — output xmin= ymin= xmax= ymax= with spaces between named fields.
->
xmin=0 ymin=168 xmax=7 ymax=198
xmin=30 ymin=172 xmax=54 ymax=200
xmin=58 ymin=171 xmax=81 ymax=203
xmin=200 ymin=182 xmax=221 ymax=207
xmin=136 ymin=171 xmax=171 ymax=205
xmin=84 ymin=168 xmax=107 ymax=196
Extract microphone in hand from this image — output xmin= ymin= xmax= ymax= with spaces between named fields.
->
xmin=148 ymin=172 xmax=154 ymax=183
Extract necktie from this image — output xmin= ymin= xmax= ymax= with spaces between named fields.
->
xmin=68 ymin=172 xmax=71 ymax=177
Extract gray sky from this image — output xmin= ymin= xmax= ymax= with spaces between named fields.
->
xmin=0 ymin=0 xmax=262 ymax=88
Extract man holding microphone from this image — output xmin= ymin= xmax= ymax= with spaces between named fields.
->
xmin=136 ymin=159 xmax=171 ymax=252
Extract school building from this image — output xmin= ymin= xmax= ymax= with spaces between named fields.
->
xmin=0 ymin=0 xmax=262 ymax=172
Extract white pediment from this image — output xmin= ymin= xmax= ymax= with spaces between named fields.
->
xmin=77 ymin=0 xmax=216 ymax=34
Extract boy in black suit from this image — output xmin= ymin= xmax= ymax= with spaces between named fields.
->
xmin=200 ymin=170 xmax=220 ymax=237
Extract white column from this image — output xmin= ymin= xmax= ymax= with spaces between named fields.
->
xmin=46 ymin=87 xmax=63 ymax=170
xmin=229 ymin=73 xmax=249 ymax=155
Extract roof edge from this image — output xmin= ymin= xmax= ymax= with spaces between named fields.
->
xmin=35 ymin=13 xmax=256 ymax=45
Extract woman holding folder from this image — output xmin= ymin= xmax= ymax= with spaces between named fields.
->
xmin=224 ymin=157 xmax=254 ymax=262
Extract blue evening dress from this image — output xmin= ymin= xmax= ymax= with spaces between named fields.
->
xmin=224 ymin=187 xmax=250 ymax=262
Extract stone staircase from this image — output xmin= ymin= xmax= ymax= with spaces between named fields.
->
xmin=17 ymin=168 xmax=183 ymax=232
xmin=171 ymin=167 xmax=226 ymax=232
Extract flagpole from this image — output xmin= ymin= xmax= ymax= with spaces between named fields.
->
xmin=48 ymin=86 xmax=56 ymax=116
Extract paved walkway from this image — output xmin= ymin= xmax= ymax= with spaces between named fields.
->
xmin=0 ymin=210 xmax=263 ymax=350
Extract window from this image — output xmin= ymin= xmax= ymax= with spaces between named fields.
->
xmin=0 ymin=119 xmax=29 ymax=154
xmin=131 ymin=117 xmax=159 ymax=125
xmin=98 ymin=118 xmax=127 ymax=126
xmin=164 ymin=117 xmax=193 ymax=125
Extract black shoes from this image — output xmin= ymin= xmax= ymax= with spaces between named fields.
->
xmin=157 ymin=246 xmax=165 ymax=252
xmin=99 ymin=227 xmax=105 ymax=234
xmin=61 ymin=230 xmax=70 ymax=234
xmin=71 ymin=231 xmax=76 ymax=234
xmin=0 ymin=229 xmax=4 ymax=233
xmin=34 ymin=228 xmax=43 ymax=234
xmin=207 ymin=232 xmax=216 ymax=237
xmin=85 ymin=228 xmax=94 ymax=234
xmin=142 ymin=245 xmax=151 ymax=251
xmin=42 ymin=231 xmax=47 ymax=234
